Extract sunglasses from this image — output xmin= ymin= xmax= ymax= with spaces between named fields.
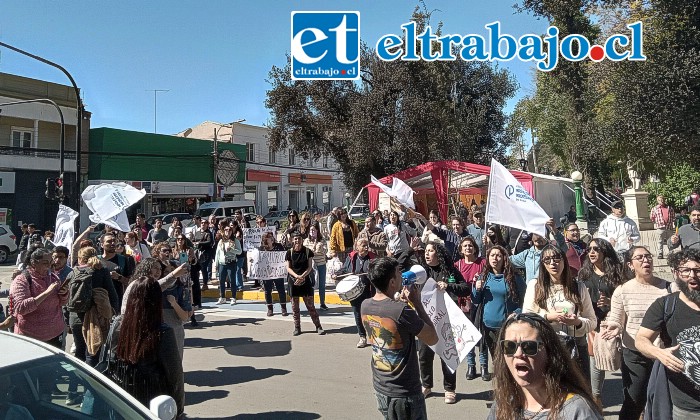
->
xmin=500 ymin=340 xmax=543 ymax=356
xmin=542 ymin=256 xmax=562 ymax=265
xmin=177 ymin=237 xmax=184 ymax=240
xmin=161 ymin=249 xmax=172 ymax=253
xmin=586 ymin=246 xmax=600 ymax=253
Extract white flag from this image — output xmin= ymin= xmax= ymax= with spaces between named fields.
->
xmin=54 ymin=205 xmax=79 ymax=253
xmin=82 ymin=183 xmax=146 ymax=231
xmin=485 ymin=159 xmax=550 ymax=237
xmin=370 ymin=175 xmax=416 ymax=209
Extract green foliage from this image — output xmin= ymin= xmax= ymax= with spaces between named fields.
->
xmin=265 ymin=6 xmax=517 ymax=193
xmin=642 ymin=163 xmax=700 ymax=209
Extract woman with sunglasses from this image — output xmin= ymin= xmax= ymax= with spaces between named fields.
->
xmin=472 ymin=245 xmax=526 ymax=382
xmin=214 ymin=225 xmax=242 ymax=305
xmin=284 ymin=210 xmax=301 ymax=246
xmin=489 ymin=313 xmax=602 ymax=420
xmin=577 ymin=238 xmax=624 ymax=408
xmin=523 ymin=245 xmax=597 ymax=381
xmin=173 ymin=233 xmax=199 ymax=326
xmin=304 ymin=223 xmax=328 ymax=310
xmin=329 ymin=209 xmax=360 ymax=264
xmin=600 ymin=246 xmax=670 ymax=419
xmin=153 ymin=242 xmax=192 ymax=360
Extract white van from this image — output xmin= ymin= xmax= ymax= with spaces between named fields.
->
xmin=194 ymin=200 xmax=256 ymax=219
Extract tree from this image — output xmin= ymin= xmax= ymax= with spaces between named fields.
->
xmin=265 ymin=6 xmax=517 ymax=192
xmin=643 ymin=163 xmax=700 ymax=209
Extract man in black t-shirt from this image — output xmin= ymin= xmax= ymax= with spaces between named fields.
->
xmin=636 ymin=248 xmax=700 ymax=417
xmin=361 ymin=257 xmax=438 ymax=420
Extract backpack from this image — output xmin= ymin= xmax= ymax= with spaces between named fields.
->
xmin=66 ymin=267 xmax=94 ymax=313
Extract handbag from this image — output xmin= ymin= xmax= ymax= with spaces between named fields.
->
xmin=95 ymin=315 xmax=122 ymax=384
xmin=557 ymin=324 xmax=579 ymax=360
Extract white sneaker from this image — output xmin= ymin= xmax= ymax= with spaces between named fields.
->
xmin=230 ymin=298 xmax=237 ymax=305
xmin=70 ymin=342 xmax=76 ymax=355
xmin=216 ymin=298 xmax=226 ymax=304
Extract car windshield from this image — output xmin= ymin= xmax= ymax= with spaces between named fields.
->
xmin=195 ymin=208 xmax=215 ymax=218
xmin=0 ymin=355 xmax=150 ymax=419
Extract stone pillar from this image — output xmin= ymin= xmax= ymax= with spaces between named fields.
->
xmin=621 ymin=189 xmax=654 ymax=230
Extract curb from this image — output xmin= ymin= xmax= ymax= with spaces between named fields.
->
xmin=201 ymin=288 xmax=350 ymax=305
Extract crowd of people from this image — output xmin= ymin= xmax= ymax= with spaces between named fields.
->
xmin=1 ymin=199 xmax=699 ymax=419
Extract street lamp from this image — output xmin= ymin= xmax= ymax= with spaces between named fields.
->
xmin=571 ymin=170 xmax=586 ymax=222
xmin=344 ymin=192 xmax=351 ymax=210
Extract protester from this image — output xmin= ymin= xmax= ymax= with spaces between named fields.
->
xmin=329 ymin=208 xmax=360 ymax=263
xmin=358 ymin=215 xmax=388 ymax=258
xmin=384 ymin=210 xmax=420 ymax=271
xmin=129 ymin=213 xmax=153 ymax=244
xmin=125 ymin=231 xmax=151 ymax=263
xmin=419 ymin=242 xmax=468 ymax=404
xmin=600 ymin=246 xmax=670 ymax=419
xmin=483 ymin=224 xmax=511 ymax=255
xmin=467 ymin=210 xmax=486 ymax=255
xmin=326 ymin=207 xmax=341 ymax=238
xmin=99 ymin=234 xmax=132 ymax=310
xmin=52 ymin=245 xmax=72 ymax=283
xmin=214 ymin=225 xmax=242 ymax=305
xmin=421 ymin=210 xmax=445 ymax=245
xmin=675 ymin=207 xmax=690 ymax=229
xmin=576 ymin=238 xmax=624 ymax=408
xmin=636 ymin=248 xmax=700 ymax=418
xmin=567 ymin=205 xmax=578 ymax=223
xmin=108 ymin=277 xmax=185 ymax=416
xmin=361 ymin=257 xmax=438 ymax=420
xmin=488 ymin=313 xmax=603 ymax=420
xmin=669 ymin=205 xmax=700 ymax=251
xmin=145 ymin=218 xmax=169 ymax=247
xmin=510 ymin=220 xmax=567 ymax=282
xmin=10 ymin=247 xmax=68 ymax=347
xmin=191 ymin=219 xmax=213 ymax=293
xmin=522 ymin=244 xmax=597 ymax=381
xmin=303 ymin=224 xmax=328 ymax=310
xmin=563 ymin=222 xmax=587 ymax=274
xmin=473 ymin=245 xmax=526 ymax=382
xmin=597 ymin=201 xmax=641 ymax=256
xmin=259 ymin=232 xmax=288 ymax=316
xmin=168 ymin=217 xmax=182 ymax=237
xmin=454 ymin=236 xmax=488 ymax=380
xmin=650 ymin=195 xmax=675 ymax=259
xmin=284 ymin=210 xmax=301 ymax=245
xmin=425 ymin=216 xmax=470 ymax=264
xmin=228 ymin=220 xmax=247 ymax=292
xmin=286 ymin=232 xmax=325 ymax=336
xmin=173 ymin=232 xmax=199 ymax=326
xmin=233 ymin=208 xmax=250 ymax=228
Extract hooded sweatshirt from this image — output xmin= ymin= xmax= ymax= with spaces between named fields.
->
xmin=597 ymin=214 xmax=641 ymax=253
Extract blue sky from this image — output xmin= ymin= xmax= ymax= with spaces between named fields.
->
xmin=1 ymin=1 xmax=548 ymax=136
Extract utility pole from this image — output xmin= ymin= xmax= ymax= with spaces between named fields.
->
xmin=146 ymin=89 xmax=169 ymax=133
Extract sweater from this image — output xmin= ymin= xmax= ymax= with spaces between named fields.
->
xmin=597 ymin=214 xmax=641 ymax=253
xmin=473 ymin=272 xmax=526 ymax=329
xmin=329 ymin=221 xmax=360 ymax=253
xmin=303 ymin=238 xmax=327 ymax=266
xmin=522 ymin=280 xmax=597 ymax=338
xmin=10 ymin=268 xmax=68 ymax=342
xmin=214 ymin=238 xmax=242 ymax=266
xmin=605 ymin=278 xmax=669 ymax=351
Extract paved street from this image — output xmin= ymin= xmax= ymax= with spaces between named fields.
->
xmin=1 ymin=263 xmax=627 ymax=419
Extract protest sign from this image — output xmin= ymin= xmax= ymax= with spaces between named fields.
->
xmin=54 ymin=205 xmax=79 ymax=253
xmin=247 ymin=249 xmax=287 ymax=280
xmin=242 ymin=226 xmax=276 ymax=251
xmin=420 ymin=278 xmax=482 ymax=373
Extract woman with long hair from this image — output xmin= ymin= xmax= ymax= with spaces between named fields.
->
xmin=120 ymin=258 xmax=187 ymax=314
xmin=488 ymin=313 xmax=602 ymax=420
xmin=304 ymin=223 xmax=328 ymax=310
xmin=168 ymin=217 xmax=182 ymax=237
xmin=454 ymin=236 xmax=488 ymax=380
xmin=383 ymin=210 xmax=417 ymax=270
xmin=125 ymin=231 xmax=150 ymax=263
xmin=523 ymin=244 xmax=597 ymax=382
xmin=284 ymin=210 xmax=301 ymax=245
xmin=576 ymin=238 xmax=624 ymax=407
xmin=153 ymin=242 xmax=193 ymax=360
xmin=214 ymin=225 xmax=242 ymax=305
xmin=329 ymin=208 xmax=360 ymax=263
xmin=286 ymin=232 xmax=325 ymax=336
xmin=473 ymin=245 xmax=526 ymax=382
xmin=600 ymin=246 xmax=670 ymax=419
xmin=259 ymin=232 xmax=288 ymax=317
xmin=173 ymin=232 xmax=199 ymax=326
xmin=419 ymin=241 xmax=469 ymax=404
xmin=421 ymin=210 xmax=445 ymax=244
xmin=228 ymin=220 xmax=247 ymax=292
xmin=110 ymin=277 xmax=185 ymax=416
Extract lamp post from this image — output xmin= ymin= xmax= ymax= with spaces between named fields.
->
xmin=344 ymin=192 xmax=351 ymax=210
xmin=571 ymin=171 xmax=586 ymax=223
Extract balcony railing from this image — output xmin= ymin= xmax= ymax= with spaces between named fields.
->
xmin=0 ymin=146 xmax=76 ymax=159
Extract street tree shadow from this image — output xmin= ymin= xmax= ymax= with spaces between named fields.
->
xmin=457 ymin=389 xmax=492 ymax=401
xmin=190 ymin=412 xmax=320 ymax=420
xmin=325 ymin=325 xmax=357 ymax=335
xmin=185 ymin=336 xmax=292 ymax=357
xmin=185 ymin=366 xmax=290 ymax=387
xmin=186 ymin=389 xmax=229 ymax=405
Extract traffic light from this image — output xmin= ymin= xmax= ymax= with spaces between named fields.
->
xmin=55 ymin=173 xmax=64 ymax=199
xmin=45 ymin=178 xmax=55 ymax=199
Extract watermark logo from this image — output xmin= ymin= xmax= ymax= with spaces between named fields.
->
xmin=375 ymin=20 xmax=646 ymax=71
xmin=291 ymin=11 xmax=360 ymax=80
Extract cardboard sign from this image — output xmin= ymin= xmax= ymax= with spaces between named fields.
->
xmin=247 ymin=249 xmax=287 ymax=280
xmin=242 ymin=226 xmax=276 ymax=251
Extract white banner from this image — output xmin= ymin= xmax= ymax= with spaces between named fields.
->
xmin=54 ymin=205 xmax=79 ymax=253
xmin=82 ymin=183 xmax=146 ymax=232
xmin=247 ymin=249 xmax=287 ymax=280
xmin=420 ymin=278 xmax=482 ymax=373
xmin=371 ymin=175 xmax=416 ymax=209
xmin=485 ymin=158 xmax=550 ymax=237
xmin=242 ymin=227 xmax=276 ymax=251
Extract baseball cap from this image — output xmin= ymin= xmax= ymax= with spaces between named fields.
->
xmin=612 ymin=201 xmax=625 ymax=209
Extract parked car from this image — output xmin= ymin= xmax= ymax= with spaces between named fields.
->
xmin=147 ymin=213 xmax=192 ymax=229
xmin=0 ymin=223 xmax=18 ymax=264
xmin=264 ymin=210 xmax=290 ymax=228
xmin=349 ymin=204 xmax=370 ymax=219
xmin=0 ymin=331 xmax=176 ymax=419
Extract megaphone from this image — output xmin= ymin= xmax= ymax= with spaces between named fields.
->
xmin=401 ymin=265 xmax=427 ymax=287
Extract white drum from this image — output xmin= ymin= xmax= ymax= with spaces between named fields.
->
xmin=335 ymin=275 xmax=365 ymax=302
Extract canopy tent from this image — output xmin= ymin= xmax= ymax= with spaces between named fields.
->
xmin=365 ymin=160 xmax=574 ymax=224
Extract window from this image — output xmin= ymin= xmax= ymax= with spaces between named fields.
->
xmin=245 ymin=185 xmax=257 ymax=202
xmin=246 ymin=143 xmax=255 ymax=163
xmin=322 ymin=155 xmax=329 ymax=168
xmin=268 ymin=148 xmax=276 ymax=164
xmin=11 ymin=128 xmax=32 ymax=148
xmin=267 ymin=186 xmax=278 ymax=211
xmin=288 ymin=149 xmax=295 ymax=165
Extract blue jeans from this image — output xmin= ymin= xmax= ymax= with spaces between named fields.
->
xmin=467 ymin=304 xmax=488 ymax=367
xmin=375 ymin=391 xmax=427 ymax=420
xmin=219 ymin=263 xmax=237 ymax=298
xmin=198 ymin=258 xmax=212 ymax=286
xmin=311 ymin=264 xmax=327 ymax=305
xmin=235 ymin=256 xmax=245 ymax=291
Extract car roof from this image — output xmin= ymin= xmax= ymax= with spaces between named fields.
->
xmin=0 ymin=331 xmax=58 ymax=367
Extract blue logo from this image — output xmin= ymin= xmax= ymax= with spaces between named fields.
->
xmin=291 ymin=11 xmax=360 ymax=80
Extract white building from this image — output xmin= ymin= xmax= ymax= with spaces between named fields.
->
xmin=177 ymin=121 xmax=350 ymax=214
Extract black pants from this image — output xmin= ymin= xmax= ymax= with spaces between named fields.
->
xmin=619 ymin=347 xmax=654 ymax=420
xmin=190 ymin=262 xmax=206 ymax=307
xmin=482 ymin=326 xmax=500 ymax=361
xmin=263 ymin=278 xmax=286 ymax=305
xmin=350 ymin=292 xmax=371 ymax=338
xmin=418 ymin=340 xmax=456 ymax=392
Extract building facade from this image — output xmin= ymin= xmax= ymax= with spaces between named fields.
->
xmin=177 ymin=121 xmax=349 ymax=215
xmin=0 ymin=72 xmax=89 ymax=235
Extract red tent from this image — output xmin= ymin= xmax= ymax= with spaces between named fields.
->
xmin=365 ymin=160 xmax=535 ymax=222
